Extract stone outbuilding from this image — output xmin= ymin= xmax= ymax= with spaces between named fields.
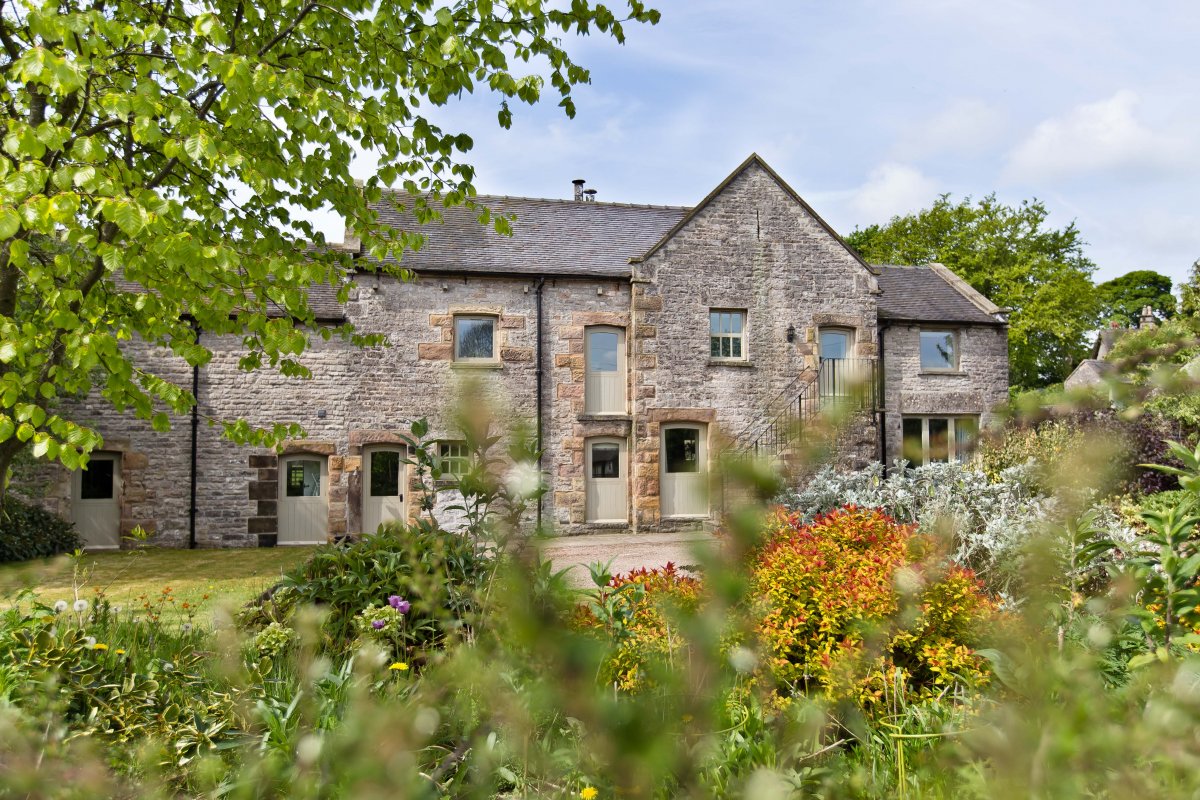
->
xmin=48 ymin=155 xmax=1010 ymax=548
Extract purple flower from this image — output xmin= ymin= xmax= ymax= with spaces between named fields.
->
xmin=371 ymin=619 xmax=386 ymax=630
xmin=388 ymin=596 xmax=411 ymax=614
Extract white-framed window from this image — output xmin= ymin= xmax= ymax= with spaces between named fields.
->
xmin=818 ymin=327 xmax=854 ymax=361
xmin=454 ymin=315 xmax=497 ymax=361
xmin=585 ymin=326 xmax=627 ymax=414
xmin=437 ymin=441 xmax=472 ymax=478
xmin=709 ymin=309 xmax=746 ymax=360
xmin=919 ymin=329 xmax=959 ymax=372
xmin=901 ymin=416 xmax=979 ymax=465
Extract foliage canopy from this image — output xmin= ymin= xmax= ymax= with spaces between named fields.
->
xmin=847 ymin=194 xmax=1100 ymax=388
xmin=1095 ymin=269 xmax=1175 ymax=326
xmin=0 ymin=0 xmax=659 ymax=491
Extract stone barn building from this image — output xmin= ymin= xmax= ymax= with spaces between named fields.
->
xmin=48 ymin=154 xmax=1009 ymax=549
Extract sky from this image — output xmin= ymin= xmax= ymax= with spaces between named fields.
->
xmin=312 ymin=0 xmax=1200 ymax=286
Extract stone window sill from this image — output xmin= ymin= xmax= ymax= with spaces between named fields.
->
xmin=578 ymin=413 xmax=631 ymax=422
xmin=918 ymin=370 xmax=968 ymax=377
xmin=708 ymin=359 xmax=754 ymax=368
xmin=452 ymin=361 xmax=502 ymax=370
xmin=585 ymin=520 xmax=630 ymax=528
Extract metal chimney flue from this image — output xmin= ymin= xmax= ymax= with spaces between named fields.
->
xmin=572 ymin=178 xmax=586 ymax=201
xmin=583 ymin=189 xmax=597 ymax=202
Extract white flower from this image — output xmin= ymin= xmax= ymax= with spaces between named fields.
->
xmin=112 ymin=604 xmax=122 ymax=614
xmin=181 ymin=623 xmax=193 ymax=634
xmin=73 ymin=599 xmax=88 ymax=613
xmin=162 ymin=661 xmax=174 ymax=671
xmin=504 ymin=461 xmax=543 ymax=499
xmin=83 ymin=636 xmax=96 ymax=647
xmin=53 ymin=600 xmax=68 ymax=614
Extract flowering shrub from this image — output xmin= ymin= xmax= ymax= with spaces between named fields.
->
xmin=781 ymin=461 xmax=1138 ymax=597
xmin=751 ymin=506 xmax=995 ymax=707
xmin=574 ymin=563 xmax=702 ymax=692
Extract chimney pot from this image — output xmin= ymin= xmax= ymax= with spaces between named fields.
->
xmin=572 ymin=178 xmax=585 ymax=201
xmin=583 ymin=188 xmax=598 ymax=202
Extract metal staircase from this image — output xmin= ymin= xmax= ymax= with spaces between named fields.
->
xmin=747 ymin=358 xmax=878 ymax=458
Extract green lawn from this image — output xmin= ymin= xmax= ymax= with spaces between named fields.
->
xmin=0 ymin=548 xmax=313 ymax=622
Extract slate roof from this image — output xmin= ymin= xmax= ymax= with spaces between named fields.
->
xmin=875 ymin=264 xmax=1004 ymax=326
xmin=369 ymin=194 xmax=689 ymax=277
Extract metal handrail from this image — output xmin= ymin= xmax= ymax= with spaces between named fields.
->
xmin=749 ymin=358 xmax=877 ymax=457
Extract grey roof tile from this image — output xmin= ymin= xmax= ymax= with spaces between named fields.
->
xmin=368 ymin=194 xmax=689 ymax=277
xmin=875 ymin=264 xmax=1003 ymax=326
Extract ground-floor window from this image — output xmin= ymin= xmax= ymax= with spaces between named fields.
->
xmin=901 ymin=416 xmax=979 ymax=466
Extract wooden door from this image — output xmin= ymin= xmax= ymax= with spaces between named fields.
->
xmin=72 ymin=453 xmax=121 ymax=550
xmin=363 ymin=446 xmax=406 ymax=534
xmin=586 ymin=438 xmax=627 ymax=523
xmin=660 ymin=424 xmax=707 ymax=518
xmin=279 ymin=456 xmax=328 ymax=544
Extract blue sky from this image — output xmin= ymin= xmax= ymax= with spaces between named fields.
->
xmin=316 ymin=0 xmax=1200 ymax=286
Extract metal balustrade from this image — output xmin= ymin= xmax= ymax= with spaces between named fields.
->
xmin=749 ymin=358 xmax=878 ymax=458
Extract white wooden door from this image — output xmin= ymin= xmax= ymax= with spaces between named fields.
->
xmin=584 ymin=327 xmax=626 ymax=414
xmin=586 ymin=438 xmax=627 ymax=523
xmin=72 ymin=453 xmax=121 ymax=550
xmin=279 ymin=456 xmax=328 ymax=544
xmin=660 ymin=424 xmax=707 ymax=518
xmin=363 ymin=446 xmax=406 ymax=534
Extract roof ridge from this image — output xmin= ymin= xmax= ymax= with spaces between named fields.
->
xmin=376 ymin=189 xmax=691 ymax=212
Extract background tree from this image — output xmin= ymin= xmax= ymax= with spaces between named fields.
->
xmin=847 ymin=194 xmax=1100 ymax=389
xmin=0 ymin=0 xmax=659 ymax=497
xmin=1181 ymin=259 xmax=1200 ymax=317
xmin=1095 ymin=269 xmax=1175 ymax=326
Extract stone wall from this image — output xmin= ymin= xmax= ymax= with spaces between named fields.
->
xmin=880 ymin=321 xmax=1010 ymax=462
xmin=630 ymin=160 xmax=882 ymax=529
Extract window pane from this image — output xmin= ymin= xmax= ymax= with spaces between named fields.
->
xmin=710 ymin=312 xmax=720 ymax=334
xmin=731 ymin=312 xmax=743 ymax=334
xmin=370 ymin=450 xmax=401 ymax=497
xmin=455 ymin=317 xmax=495 ymax=359
xmin=920 ymin=331 xmax=956 ymax=370
xmin=710 ymin=337 xmax=720 ymax=357
xmin=286 ymin=460 xmax=321 ymax=497
xmin=591 ymin=444 xmax=620 ymax=478
xmin=664 ymin=428 xmax=700 ymax=473
xmin=902 ymin=418 xmax=924 ymax=465
xmin=954 ymin=417 xmax=979 ymax=463
xmin=438 ymin=442 xmax=469 ymax=476
xmin=721 ymin=337 xmax=731 ymax=357
xmin=820 ymin=330 xmax=850 ymax=360
xmin=80 ymin=459 xmax=114 ymax=500
xmin=928 ymin=418 xmax=949 ymax=463
xmin=732 ymin=337 xmax=742 ymax=358
xmin=587 ymin=330 xmax=619 ymax=372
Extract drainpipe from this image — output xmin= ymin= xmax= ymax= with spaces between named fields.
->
xmin=877 ymin=325 xmax=888 ymax=470
xmin=534 ymin=276 xmax=546 ymax=531
xmin=188 ymin=320 xmax=201 ymax=550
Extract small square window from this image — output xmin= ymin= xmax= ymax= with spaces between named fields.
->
xmin=902 ymin=416 xmax=979 ymax=466
xmin=710 ymin=310 xmax=746 ymax=360
xmin=437 ymin=441 xmax=471 ymax=478
xmin=920 ymin=330 xmax=958 ymax=371
xmin=454 ymin=316 xmax=496 ymax=361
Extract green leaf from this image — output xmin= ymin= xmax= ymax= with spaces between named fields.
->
xmin=0 ymin=206 xmax=19 ymax=239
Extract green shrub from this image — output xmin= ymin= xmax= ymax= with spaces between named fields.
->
xmin=245 ymin=520 xmax=495 ymax=657
xmin=0 ymin=497 xmax=80 ymax=563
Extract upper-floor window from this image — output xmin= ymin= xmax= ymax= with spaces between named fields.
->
xmin=454 ymin=316 xmax=496 ymax=362
xmin=437 ymin=441 xmax=472 ymax=478
xmin=585 ymin=326 xmax=626 ymax=414
xmin=818 ymin=327 xmax=854 ymax=361
xmin=920 ymin=329 xmax=959 ymax=372
xmin=710 ymin=310 xmax=746 ymax=360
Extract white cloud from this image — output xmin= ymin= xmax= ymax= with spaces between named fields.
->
xmin=850 ymin=163 xmax=939 ymax=222
xmin=1005 ymin=90 xmax=1183 ymax=182
xmin=894 ymin=98 xmax=1007 ymax=160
